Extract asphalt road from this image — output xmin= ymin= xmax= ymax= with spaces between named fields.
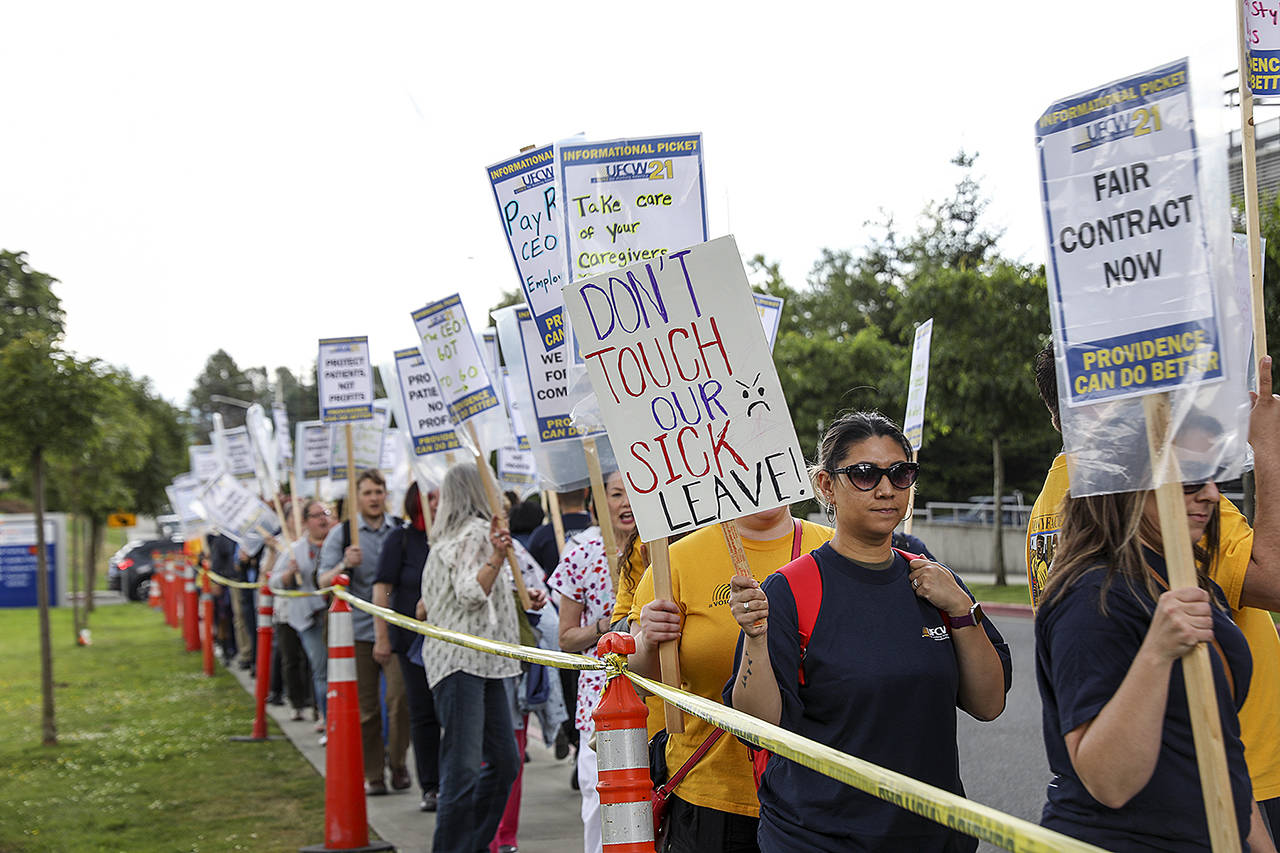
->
xmin=957 ymin=614 xmax=1051 ymax=853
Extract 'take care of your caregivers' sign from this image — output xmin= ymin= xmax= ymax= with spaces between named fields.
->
xmin=1037 ymin=59 xmax=1223 ymax=405
xmin=1245 ymin=1 xmax=1280 ymax=98
xmin=318 ymin=336 xmax=374 ymax=422
xmin=563 ymin=235 xmax=808 ymax=541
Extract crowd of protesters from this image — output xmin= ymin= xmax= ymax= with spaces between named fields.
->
xmin=191 ymin=350 xmax=1280 ymax=853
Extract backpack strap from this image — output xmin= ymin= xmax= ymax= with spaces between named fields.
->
xmin=777 ymin=553 xmax=822 ymax=686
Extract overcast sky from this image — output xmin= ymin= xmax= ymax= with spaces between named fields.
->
xmin=1 ymin=2 xmax=1246 ymax=407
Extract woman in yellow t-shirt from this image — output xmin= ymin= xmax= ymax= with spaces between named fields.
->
xmin=629 ymin=508 xmax=833 ymax=853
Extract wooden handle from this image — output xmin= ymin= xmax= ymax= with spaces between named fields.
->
xmin=583 ymin=437 xmax=620 ymax=594
xmin=649 ymin=536 xmax=684 ymax=733
xmin=1236 ymin=0 xmax=1269 ymax=387
xmin=546 ymin=490 xmax=567 ymax=553
xmin=903 ymin=448 xmax=918 ymax=536
xmin=344 ymin=423 xmax=359 ymax=549
xmin=1142 ymin=394 xmax=1240 ymax=851
xmin=467 ymin=422 xmax=532 ymax=610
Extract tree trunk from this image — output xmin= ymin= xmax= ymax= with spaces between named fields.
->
xmin=85 ymin=518 xmax=102 ymax=615
xmin=992 ymin=434 xmax=1006 ymax=586
xmin=70 ymin=514 xmax=80 ymax=641
xmin=33 ymin=449 xmax=58 ymax=746
xmin=82 ymin=517 xmax=95 ymax=623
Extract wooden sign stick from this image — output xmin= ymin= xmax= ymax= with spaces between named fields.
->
xmin=1235 ymin=1 xmax=1270 ymax=383
xmin=648 ymin=535 xmax=684 ymax=733
xmin=1142 ymin=393 xmax=1240 ymax=852
xmin=583 ymin=436 xmax=620 ymax=594
xmin=722 ymin=520 xmax=768 ymax=633
xmin=417 ymin=475 xmax=435 ymax=533
xmin=546 ymin=490 xmax=567 ymax=553
xmin=288 ymin=472 xmax=303 ymax=536
xmin=903 ymin=448 xmax=919 ymax=536
xmin=466 ymin=422 xmax=533 ymax=610
xmin=344 ymin=423 xmax=359 ymax=549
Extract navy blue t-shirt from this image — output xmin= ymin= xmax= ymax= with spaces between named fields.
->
xmin=1035 ymin=550 xmax=1253 ymax=851
xmin=373 ymin=523 xmax=429 ymax=655
xmin=725 ymin=544 xmax=1011 ymax=852
xmin=527 ymin=511 xmax=593 ymax=578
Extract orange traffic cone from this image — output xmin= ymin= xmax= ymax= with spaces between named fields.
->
xmin=147 ymin=563 xmax=162 ymax=610
xmin=230 ymin=583 xmax=277 ymax=742
xmin=164 ymin=554 xmax=179 ymax=628
xmin=200 ymin=568 xmax=215 ymax=677
xmin=300 ymin=574 xmax=394 ymax=853
xmin=593 ymin=632 xmax=656 ymax=853
xmin=182 ymin=557 xmax=200 ymax=652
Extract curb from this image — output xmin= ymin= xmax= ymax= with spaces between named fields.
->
xmin=979 ymin=601 xmax=1033 ymax=618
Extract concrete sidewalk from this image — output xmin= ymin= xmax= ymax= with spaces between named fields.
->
xmin=228 ymin=664 xmax=585 ymax=852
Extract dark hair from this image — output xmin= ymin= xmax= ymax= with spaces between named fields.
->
xmin=1034 ymin=340 xmax=1059 ymax=431
xmin=815 ymin=410 xmax=912 ymax=473
xmin=301 ymin=498 xmax=326 ymax=519
xmin=404 ymin=481 xmax=421 ymax=521
xmin=356 ymin=468 xmax=385 ymax=489
xmin=508 ymin=498 xmax=545 ymax=535
xmin=555 ymin=487 xmax=589 ymax=510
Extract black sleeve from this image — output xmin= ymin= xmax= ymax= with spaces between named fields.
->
xmin=375 ymin=526 xmax=405 ymax=588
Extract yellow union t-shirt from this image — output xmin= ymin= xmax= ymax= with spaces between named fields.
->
xmin=630 ymin=518 xmax=834 ymax=817
xmin=1027 ymin=453 xmax=1280 ymax=800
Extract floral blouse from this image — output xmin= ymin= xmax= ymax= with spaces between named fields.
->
xmin=547 ymin=528 xmax=616 ymax=733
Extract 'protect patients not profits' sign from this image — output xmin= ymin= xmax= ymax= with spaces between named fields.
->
xmin=318 ymin=336 xmax=374 ymax=423
xmin=1037 ymin=58 xmax=1223 ymax=406
xmin=563 ymin=235 xmax=809 ymax=541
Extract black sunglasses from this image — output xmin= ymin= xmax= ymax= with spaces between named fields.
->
xmin=829 ymin=461 xmax=920 ymax=491
xmin=1181 ymin=481 xmax=1218 ymax=495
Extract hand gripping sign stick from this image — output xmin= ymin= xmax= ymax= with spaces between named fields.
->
xmin=1143 ymin=394 xmax=1241 ymax=852
xmin=646 ymin=535 xmax=684 ymax=733
xmin=467 ymin=422 xmax=533 ymax=611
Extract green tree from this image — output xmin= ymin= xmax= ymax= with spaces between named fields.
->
xmin=188 ymin=349 xmax=257 ymax=434
xmin=0 ymin=332 xmax=103 ymax=745
xmin=0 ymin=250 xmax=65 ymax=346
xmin=488 ymin=286 xmax=525 ymax=319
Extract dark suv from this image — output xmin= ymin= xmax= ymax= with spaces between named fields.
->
xmin=109 ymin=517 xmax=186 ymax=601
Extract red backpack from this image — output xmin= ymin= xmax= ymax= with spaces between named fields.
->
xmin=749 ymin=547 xmax=922 ymax=787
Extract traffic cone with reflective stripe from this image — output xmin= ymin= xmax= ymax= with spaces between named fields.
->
xmin=300 ymin=574 xmax=394 ymax=853
xmin=230 ymin=583 xmax=276 ymax=742
xmin=593 ymin=632 xmax=656 ymax=853
xmin=164 ymin=553 xmax=179 ymax=628
xmin=182 ymin=556 xmax=200 ymax=652
xmin=147 ymin=562 xmax=162 ymax=610
xmin=200 ymin=568 xmax=215 ymax=676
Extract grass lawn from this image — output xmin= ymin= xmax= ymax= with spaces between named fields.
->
xmin=967 ymin=583 xmax=1034 ymax=606
xmin=0 ymin=603 xmax=332 ymax=852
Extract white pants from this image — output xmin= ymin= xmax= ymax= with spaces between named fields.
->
xmin=578 ymin=737 xmax=602 ymax=853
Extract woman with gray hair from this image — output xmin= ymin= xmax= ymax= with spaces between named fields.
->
xmin=420 ymin=462 xmax=547 ymax=853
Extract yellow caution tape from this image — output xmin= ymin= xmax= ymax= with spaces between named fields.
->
xmin=334 ymin=588 xmax=605 ymax=673
xmin=199 ymin=568 xmax=262 ymax=591
xmin=198 ymin=567 xmax=336 ymax=597
xmin=623 ymin=670 xmax=1108 ymax=853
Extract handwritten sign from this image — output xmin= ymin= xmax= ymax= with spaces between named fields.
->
xmin=392 ymin=347 xmax=463 ymax=456
xmin=753 ymin=293 xmax=785 ymax=352
xmin=1245 ymin=1 xmax=1280 ymax=98
xmin=318 ymin=336 xmax=374 ymax=423
xmin=1037 ymin=59 xmax=1223 ymax=406
xmin=199 ymin=472 xmax=279 ymax=550
xmin=557 ymin=133 xmax=708 ymax=284
xmin=563 ymin=235 xmax=808 ymax=540
xmin=222 ymin=426 xmax=257 ymax=482
xmin=488 ymin=145 xmax=570 ymax=349
xmin=903 ymin=318 xmax=934 ymax=451
xmin=411 ymin=294 xmax=501 ymax=424
xmin=512 ymin=306 xmax=604 ymax=444
xmin=189 ymin=445 xmax=221 ymax=483
xmin=330 ymin=403 xmax=389 ymax=479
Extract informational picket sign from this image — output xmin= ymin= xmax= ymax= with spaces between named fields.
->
xmin=557 ymin=133 xmax=708 ymax=284
xmin=563 ymin=235 xmax=808 ymax=540
xmin=753 ymin=293 xmax=785 ymax=352
xmin=222 ymin=426 xmax=258 ymax=482
xmin=391 ymin=347 xmax=463 ymax=456
xmin=498 ymin=446 xmax=538 ymax=490
xmin=412 ymin=294 xmax=502 ymax=424
xmin=489 ymin=145 xmax=570 ymax=349
xmin=1038 ymin=59 xmax=1224 ymax=406
xmin=199 ymin=472 xmax=279 ymax=551
xmin=1244 ymin=2 xmax=1280 ymax=99
xmin=245 ymin=404 xmax=280 ymax=496
xmin=272 ymin=402 xmax=292 ymax=465
xmin=296 ymin=421 xmax=331 ymax=481
xmin=166 ymin=472 xmax=206 ymax=537
xmin=317 ymin=336 xmax=375 ymax=423
xmin=903 ymin=318 xmax=934 ymax=450
xmin=511 ymin=305 xmax=605 ymax=444
xmin=330 ymin=403 xmax=389 ymax=479
xmin=502 ymin=371 xmax=532 ymax=451
xmin=189 ymin=445 xmax=221 ymax=483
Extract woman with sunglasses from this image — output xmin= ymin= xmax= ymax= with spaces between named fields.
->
xmin=726 ymin=410 xmax=1010 ymax=852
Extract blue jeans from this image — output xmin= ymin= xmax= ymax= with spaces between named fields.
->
xmin=297 ymin=619 xmax=327 ymax=718
xmin=432 ymin=671 xmax=519 ymax=853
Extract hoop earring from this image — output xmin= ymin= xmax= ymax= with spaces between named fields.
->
xmin=825 ymin=502 xmax=836 ymax=523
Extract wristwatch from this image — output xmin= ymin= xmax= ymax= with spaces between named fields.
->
xmin=944 ymin=602 xmax=984 ymax=629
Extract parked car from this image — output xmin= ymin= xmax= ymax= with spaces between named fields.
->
xmin=110 ymin=536 xmax=185 ymax=601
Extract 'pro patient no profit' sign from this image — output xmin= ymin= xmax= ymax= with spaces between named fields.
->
xmin=1037 ymin=58 xmax=1223 ymax=406
xmin=563 ymin=235 xmax=808 ymax=541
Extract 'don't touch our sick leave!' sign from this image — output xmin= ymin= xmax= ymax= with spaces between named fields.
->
xmin=1037 ymin=58 xmax=1224 ymax=407
xmin=562 ymin=235 xmax=808 ymax=541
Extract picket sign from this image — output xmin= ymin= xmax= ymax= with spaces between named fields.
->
xmin=902 ymin=319 xmax=934 ymax=536
xmin=1237 ymin=2 xmax=1271 ymax=389
xmin=318 ymin=336 xmax=375 ymax=550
